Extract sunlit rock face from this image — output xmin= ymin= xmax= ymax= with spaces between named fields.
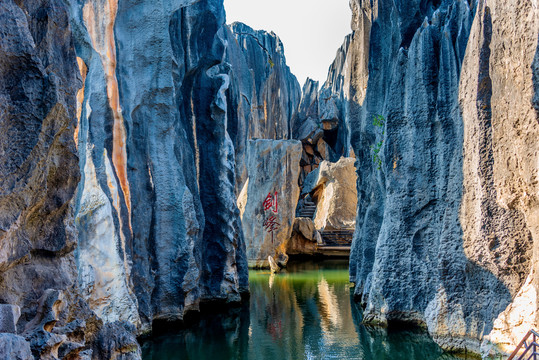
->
xmin=0 ymin=0 xmax=80 ymax=327
xmin=67 ymin=0 xmax=248 ymax=332
xmin=286 ymin=218 xmax=318 ymax=256
xmin=237 ymin=139 xmax=302 ymax=268
xmin=306 ymin=157 xmax=358 ymax=231
xmin=339 ymin=0 xmax=538 ymax=355
xmin=224 ymin=22 xmax=302 ymax=194
xmin=460 ymin=1 xmax=539 ymax=356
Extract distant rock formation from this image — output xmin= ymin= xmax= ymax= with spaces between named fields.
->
xmin=225 ymin=22 xmax=302 ymax=194
xmin=304 ymin=157 xmax=357 ymax=231
xmin=333 ymin=0 xmax=539 ymax=356
xmin=293 ymin=79 xmax=328 ymax=186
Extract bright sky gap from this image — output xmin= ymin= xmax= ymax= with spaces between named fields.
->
xmin=224 ymin=0 xmax=352 ymax=86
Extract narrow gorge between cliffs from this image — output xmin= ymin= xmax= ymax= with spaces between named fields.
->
xmin=0 ymin=0 xmax=537 ymax=359
xmin=142 ymin=260 xmax=467 ymax=360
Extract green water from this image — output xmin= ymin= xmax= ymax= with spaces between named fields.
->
xmin=142 ymin=260 xmax=466 ymax=360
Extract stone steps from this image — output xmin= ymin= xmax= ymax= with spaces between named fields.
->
xmin=320 ymin=230 xmax=354 ymax=247
xmin=298 ymin=208 xmax=316 ymax=218
xmin=297 ymin=201 xmax=317 ymax=218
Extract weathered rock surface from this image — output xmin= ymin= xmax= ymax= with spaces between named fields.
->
xmin=225 ymin=22 xmax=301 ymax=194
xmin=306 ymin=157 xmax=357 ymax=231
xmin=285 ymin=217 xmax=317 ymax=256
xmin=0 ymin=334 xmax=33 ymax=360
xmin=237 ymin=139 xmax=302 ymax=267
xmin=67 ymin=0 xmax=248 ymax=332
xmin=0 ymin=305 xmax=20 ymax=334
xmin=0 ymin=0 xmax=80 ymax=329
xmin=294 ymin=31 xmax=360 ymax=163
xmin=1 ymin=0 xmax=250 ymax=356
xmin=293 ymin=79 xmax=341 ymax=188
xmin=293 ymin=79 xmax=320 ymax=141
xmin=91 ymin=321 xmax=141 ymax=360
xmin=459 ymin=1 xmax=539 ymax=355
xmin=337 ymin=0 xmax=538 ymax=356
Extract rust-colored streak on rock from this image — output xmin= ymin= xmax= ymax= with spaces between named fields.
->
xmin=75 ymin=57 xmax=88 ymax=149
xmin=83 ymin=0 xmax=132 ymax=232
xmin=264 ymin=99 xmax=268 ymax=135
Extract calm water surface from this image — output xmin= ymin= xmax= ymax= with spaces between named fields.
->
xmin=142 ymin=260 xmax=466 ymax=360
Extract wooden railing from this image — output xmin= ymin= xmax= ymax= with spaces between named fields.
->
xmin=508 ymin=330 xmax=539 ymax=360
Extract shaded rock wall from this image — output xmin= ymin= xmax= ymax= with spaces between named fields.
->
xmin=0 ymin=1 xmax=139 ymax=358
xmin=0 ymin=0 xmax=80 ymax=327
xmin=67 ymin=0 xmax=248 ymax=333
xmin=224 ymin=22 xmax=301 ymax=193
xmin=293 ymin=79 xmax=331 ymax=187
xmin=338 ymin=0 xmax=538 ymax=355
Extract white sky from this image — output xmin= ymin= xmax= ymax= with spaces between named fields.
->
xmin=224 ymin=0 xmax=352 ymax=87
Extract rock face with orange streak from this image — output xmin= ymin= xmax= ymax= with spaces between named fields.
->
xmin=0 ymin=0 xmax=80 ymax=335
xmin=0 ymin=0 xmax=112 ymax=357
xmin=0 ymin=0 xmax=249 ymax=356
xmin=67 ymin=0 xmax=248 ymax=335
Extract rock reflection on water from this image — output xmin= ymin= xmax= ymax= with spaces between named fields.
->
xmin=142 ymin=260 xmax=465 ymax=360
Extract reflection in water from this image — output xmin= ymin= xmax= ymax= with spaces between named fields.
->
xmin=142 ymin=260 xmax=467 ymax=360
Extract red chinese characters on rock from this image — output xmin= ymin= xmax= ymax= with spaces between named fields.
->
xmin=263 ymin=191 xmax=278 ymax=213
xmin=263 ymin=216 xmax=280 ymax=233
xmin=263 ymin=192 xmax=280 ymax=243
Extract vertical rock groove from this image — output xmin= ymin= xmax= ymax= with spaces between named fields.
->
xmin=337 ymin=0 xmax=538 ymax=356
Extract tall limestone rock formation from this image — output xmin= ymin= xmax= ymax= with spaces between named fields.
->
xmin=336 ymin=0 xmax=538 ymax=356
xmin=224 ymin=22 xmax=304 ymax=265
xmin=67 ymin=0 xmax=248 ymax=332
xmin=224 ymin=22 xmax=302 ymax=194
xmin=0 ymin=0 xmax=250 ymax=356
xmin=0 ymin=1 xmax=138 ymax=358
xmin=0 ymin=0 xmax=80 ymax=333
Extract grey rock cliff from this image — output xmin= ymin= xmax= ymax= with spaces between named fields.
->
xmin=0 ymin=0 xmax=80 ymax=331
xmin=337 ymin=0 xmax=538 ymax=355
xmin=224 ymin=22 xmax=302 ymax=193
xmin=237 ymin=139 xmax=302 ymax=268
xmin=0 ymin=1 xmax=117 ymax=357
xmin=1 ymin=0 xmax=251 ymax=356
xmin=67 ymin=0 xmax=249 ymax=332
